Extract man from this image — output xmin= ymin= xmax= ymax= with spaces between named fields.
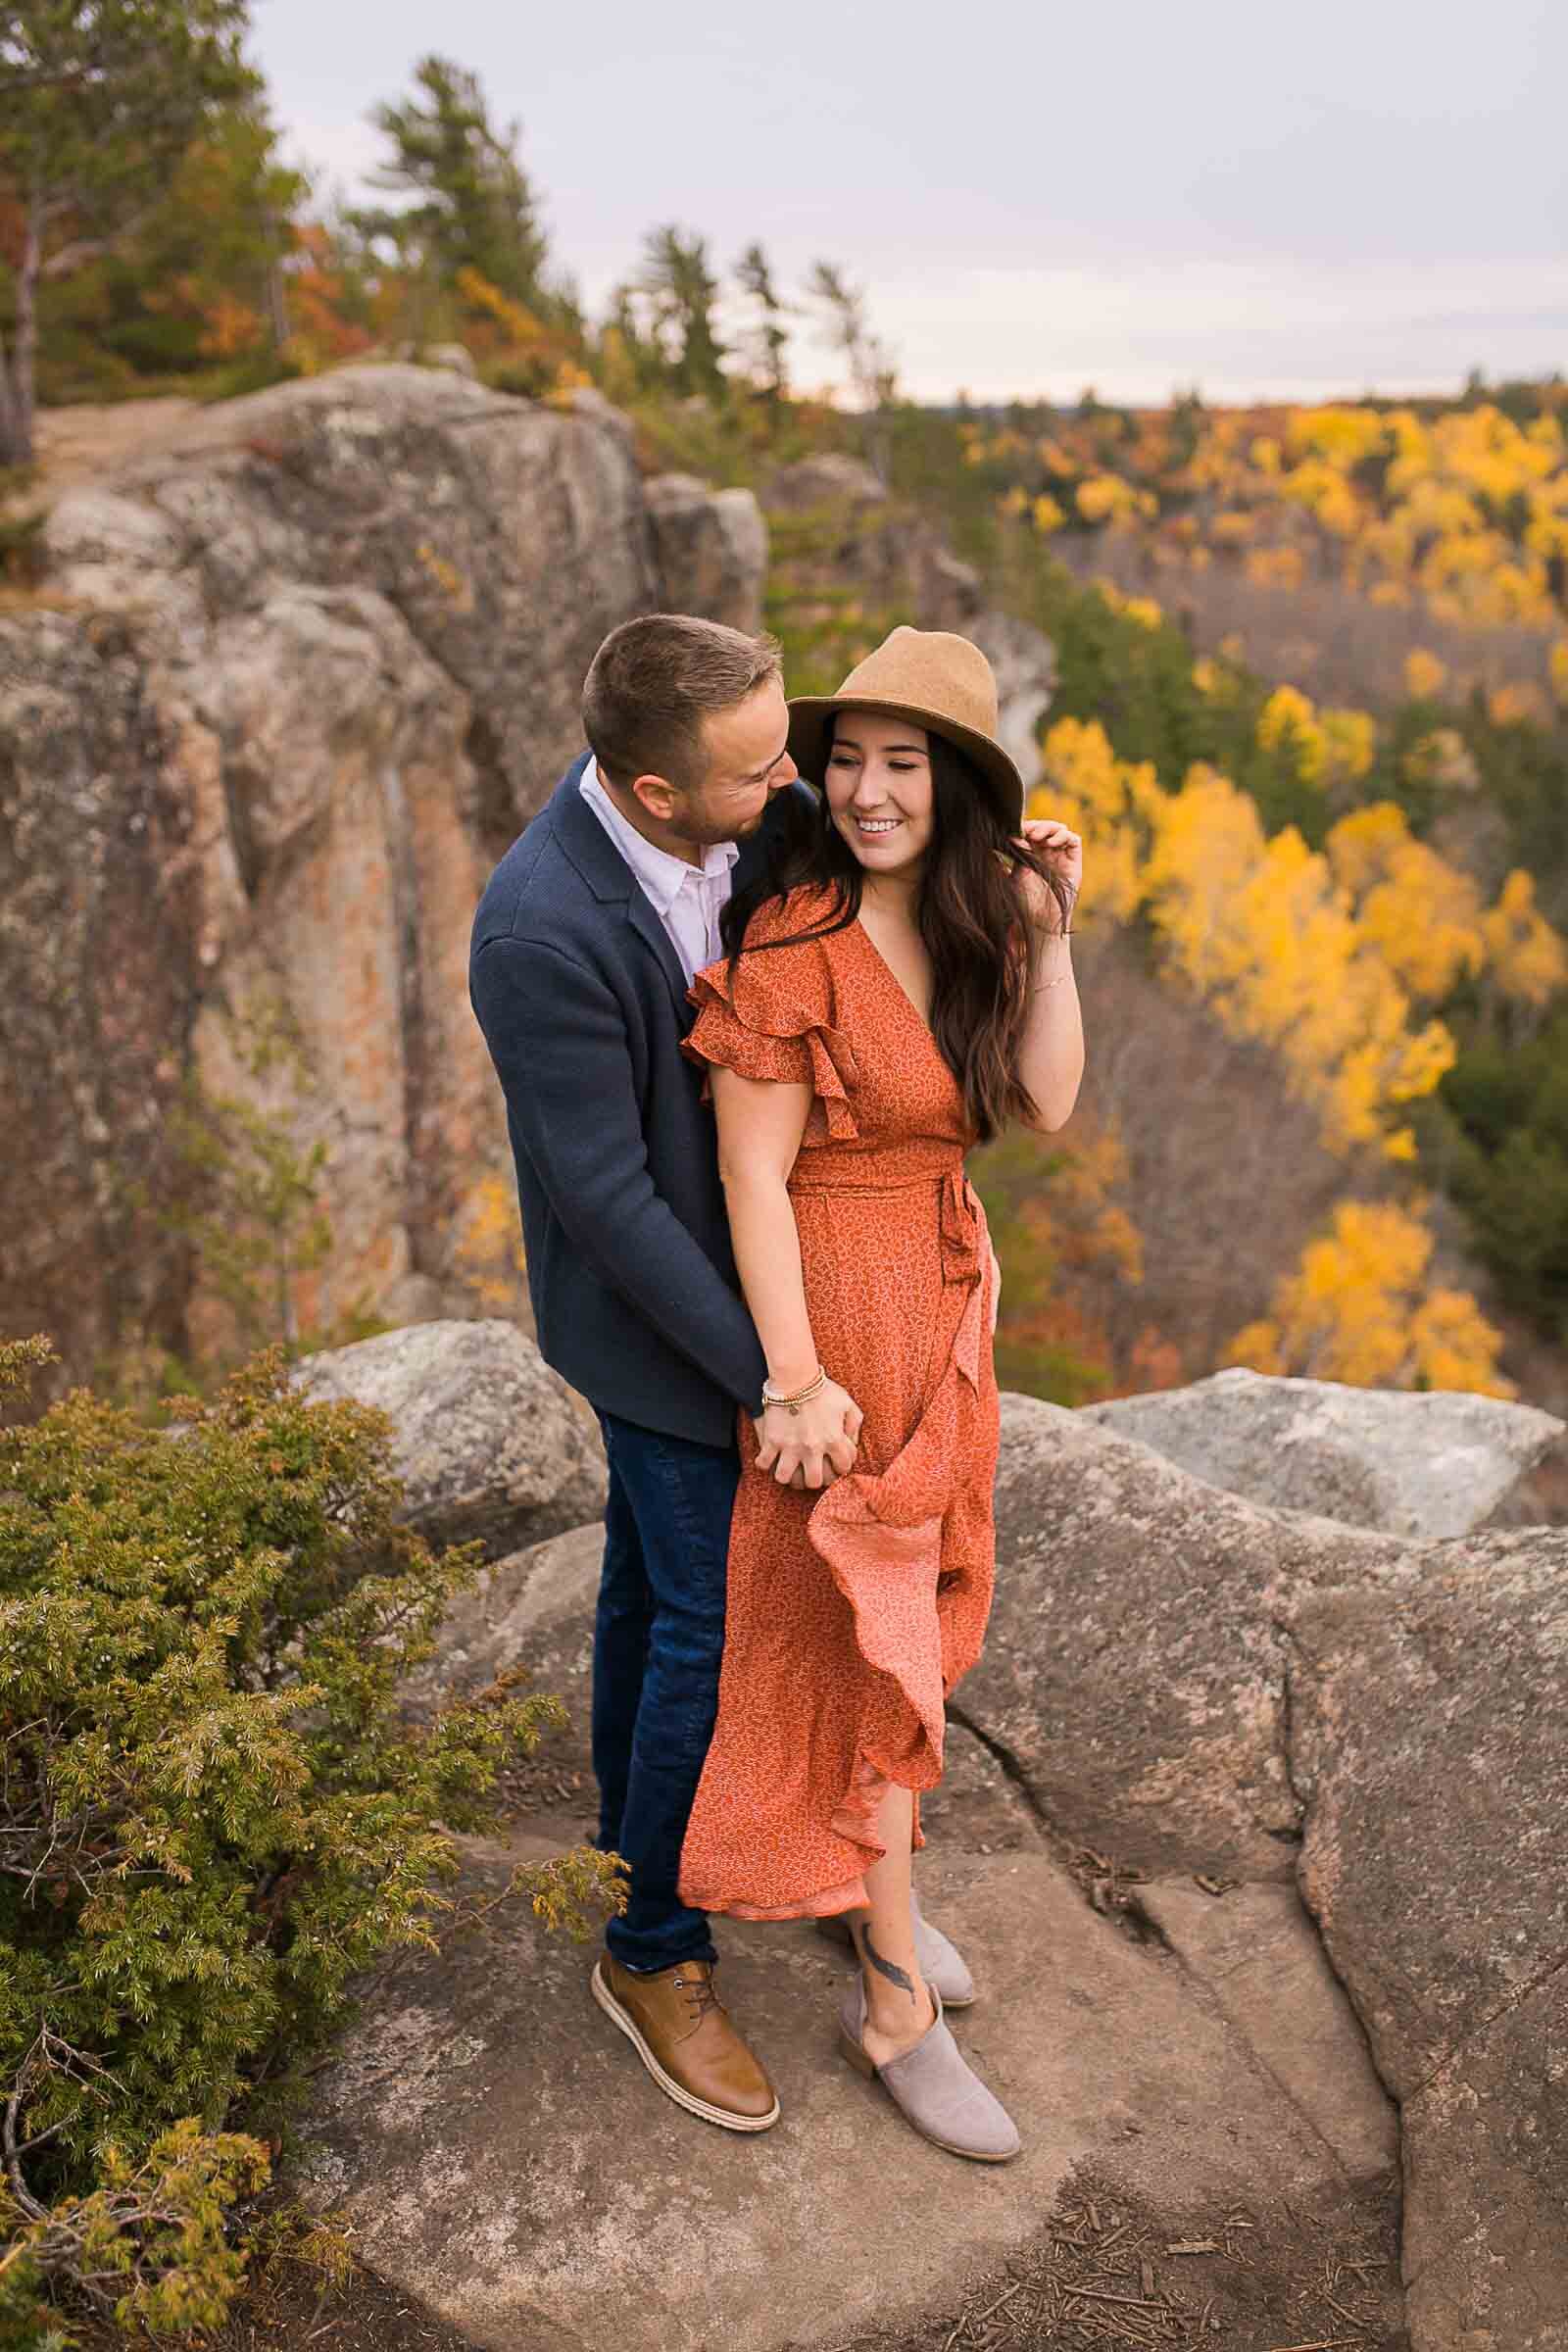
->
xmin=468 ymin=612 xmax=857 ymax=2134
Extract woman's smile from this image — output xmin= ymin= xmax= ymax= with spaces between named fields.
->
xmin=826 ymin=712 xmax=938 ymax=875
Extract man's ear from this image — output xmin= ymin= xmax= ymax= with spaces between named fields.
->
xmin=628 ymin=771 xmax=680 ymax=823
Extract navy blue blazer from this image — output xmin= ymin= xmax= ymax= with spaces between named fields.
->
xmin=469 ymin=755 xmax=812 ymax=1446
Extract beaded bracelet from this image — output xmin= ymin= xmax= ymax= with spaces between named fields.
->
xmin=761 ymin=1364 xmax=827 ymax=1414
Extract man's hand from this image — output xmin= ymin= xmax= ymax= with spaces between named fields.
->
xmin=754 ymin=1376 xmax=863 ymax=1490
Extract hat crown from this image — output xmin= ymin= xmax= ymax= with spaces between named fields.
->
xmin=835 ymin=626 xmax=1000 ymax=740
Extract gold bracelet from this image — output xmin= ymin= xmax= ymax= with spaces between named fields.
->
xmin=761 ymin=1364 xmax=827 ymax=1414
xmin=1031 ymin=938 xmax=1073 ymax=993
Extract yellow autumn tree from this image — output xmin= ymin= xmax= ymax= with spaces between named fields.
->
xmin=1033 ymin=725 xmax=1461 ymax=1157
xmin=1138 ymin=770 xmax=1455 ymax=1156
xmin=1325 ymin=804 xmax=1487 ymax=1002
xmin=977 ymin=392 xmax=1568 ymax=642
xmin=1033 ymin=715 xmax=1160 ymax=923
xmin=1256 ymin=684 xmax=1326 ymax=782
xmin=1404 ymin=648 xmax=1447 ymax=700
xmin=1227 ymin=1200 xmax=1512 ymax=1396
xmin=1480 ymin=869 xmax=1568 ymax=1008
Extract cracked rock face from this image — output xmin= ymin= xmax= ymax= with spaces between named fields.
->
xmin=1 ymin=367 xmax=758 ymax=1386
xmin=1285 ymin=1544 xmax=1568 ymax=2352
xmin=0 ymin=610 xmax=204 ymax=1386
xmin=644 ymin=472 xmax=767 ymax=631
xmin=971 ymin=1392 xmax=1411 ymax=1879
xmin=970 ymin=1392 xmax=1568 ymax=2350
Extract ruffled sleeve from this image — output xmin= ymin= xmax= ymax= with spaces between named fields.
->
xmin=682 ymin=892 xmax=859 ymax=1143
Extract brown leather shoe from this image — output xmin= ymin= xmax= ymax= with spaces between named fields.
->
xmin=591 ymin=1954 xmax=780 ymax=2132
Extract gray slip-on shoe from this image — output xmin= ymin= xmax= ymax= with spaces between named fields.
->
xmin=837 ymin=1975 xmax=1020 ymax=2163
xmin=816 ymin=1893 xmax=977 ymax=2008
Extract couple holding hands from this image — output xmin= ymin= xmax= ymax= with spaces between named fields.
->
xmin=470 ymin=612 xmax=1083 ymax=2163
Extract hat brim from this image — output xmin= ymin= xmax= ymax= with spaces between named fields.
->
xmin=786 ymin=694 xmax=1025 ymax=834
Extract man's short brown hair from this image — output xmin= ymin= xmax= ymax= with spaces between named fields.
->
xmin=582 ymin=613 xmax=783 ymax=790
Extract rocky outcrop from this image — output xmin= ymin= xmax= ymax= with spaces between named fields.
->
xmin=644 ymin=471 xmax=767 ymax=631
xmin=976 ymin=1393 xmax=1408 ymax=1878
xmin=984 ymin=1396 xmax=1568 ymax=2349
xmin=966 ymin=606 xmax=1057 ymax=784
xmin=0 ymin=367 xmax=762 ymax=1391
xmin=760 ymin=452 xmax=890 ymax=516
xmin=762 ymin=451 xmax=986 ymax=635
xmin=0 ymin=609 xmax=205 ymax=1388
xmin=280 ymin=1338 xmax=1568 ymax=2352
xmin=298 ymin=1835 xmax=1399 ymax=2352
xmin=419 ymin=343 xmax=478 ymax=379
xmin=1287 ymin=1548 xmax=1568 ymax=2352
xmin=300 ymin=1515 xmax=1402 ymax=2352
xmin=1083 ymin=1364 xmax=1563 ymax=1537
xmin=298 ymin=1320 xmax=605 ymax=1560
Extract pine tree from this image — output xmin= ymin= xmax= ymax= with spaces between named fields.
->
xmin=0 ymin=0 xmax=255 ymax=463
xmin=631 ymin=223 xmax=726 ymax=400
xmin=806 ymin=259 xmax=897 ymax=479
xmin=734 ymin=239 xmax=791 ymax=407
xmin=358 ymin=56 xmax=550 ymax=315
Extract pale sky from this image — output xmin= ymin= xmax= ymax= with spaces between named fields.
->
xmin=250 ymin=0 xmax=1568 ymax=407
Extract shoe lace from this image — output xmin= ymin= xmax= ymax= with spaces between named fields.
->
xmin=671 ymin=1966 xmax=721 ymax=2025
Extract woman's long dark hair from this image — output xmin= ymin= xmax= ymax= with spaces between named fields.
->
xmin=720 ymin=722 xmax=1072 ymax=1142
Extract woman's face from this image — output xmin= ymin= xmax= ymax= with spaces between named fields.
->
xmin=823 ymin=712 xmax=935 ymax=880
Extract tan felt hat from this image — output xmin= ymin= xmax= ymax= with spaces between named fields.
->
xmin=787 ymin=625 xmax=1024 ymax=832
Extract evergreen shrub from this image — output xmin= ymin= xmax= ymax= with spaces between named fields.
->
xmin=0 ymin=1337 xmax=618 ymax=2344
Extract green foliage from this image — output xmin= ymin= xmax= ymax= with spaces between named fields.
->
xmin=0 ymin=2 xmax=255 ymax=225
xmin=116 ymin=1002 xmax=389 ymax=1403
xmin=160 ymin=1072 xmax=331 ymax=1360
xmin=762 ymin=505 xmax=915 ymax=699
xmin=1433 ymin=1004 xmax=1568 ymax=1339
xmin=1008 ymin=546 xmax=1330 ymax=841
xmin=357 ymin=55 xmax=551 ymax=314
xmin=0 ymin=0 xmax=257 ymax=457
xmin=0 ymin=2121 xmax=270 ymax=2347
xmin=626 ymin=226 xmax=727 ymax=402
xmin=1459 ymin=704 xmax=1568 ymax=928
xmin=969 ymin=1132 xmax=1111 ymax=1406
xmin=805 ymin=260 xmax=897 ymax=481
xmin=0 ymin=1346 xmax=621 ymax=2339
xmin=733 ymin=243 xmax=791 ymax=405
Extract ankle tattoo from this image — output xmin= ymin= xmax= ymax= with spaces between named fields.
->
xmin=858 ymin=1920 xmax=917 ymax=2005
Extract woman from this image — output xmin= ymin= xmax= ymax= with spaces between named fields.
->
xmin=676 ymin=626 xmax=1084 ymax=2161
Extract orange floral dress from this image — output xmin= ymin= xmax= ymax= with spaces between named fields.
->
xmin=675 ymin=884 xmax=1000 ymax=1922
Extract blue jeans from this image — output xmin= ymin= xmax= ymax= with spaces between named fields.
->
xmin=592 ymin=1409 xmax=739 ymax=1973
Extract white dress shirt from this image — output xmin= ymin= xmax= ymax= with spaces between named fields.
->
xmin=579 ymin=758 xmax=740 ymax=986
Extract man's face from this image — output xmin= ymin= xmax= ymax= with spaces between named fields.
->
xmin=637 ymin=680 xmax=797 ymax=848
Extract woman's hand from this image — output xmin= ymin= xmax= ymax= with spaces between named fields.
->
xmin=1014 ymin=815 xmax=1082 ymax=935
xmin=754 ymin=1376 xmax=863 ymax=1490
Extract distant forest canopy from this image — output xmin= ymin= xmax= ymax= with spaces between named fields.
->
xmin=3 ymin=10 xmax=1567 ymax=1403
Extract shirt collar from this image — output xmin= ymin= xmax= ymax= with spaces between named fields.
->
xmin=581 ymin=758 xmax=740 ymax=913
